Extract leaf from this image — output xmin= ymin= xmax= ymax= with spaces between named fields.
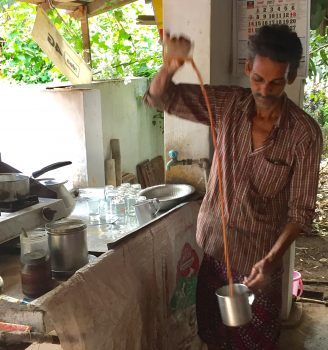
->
xmin=320 ymin=49 xmax=328 ymax=64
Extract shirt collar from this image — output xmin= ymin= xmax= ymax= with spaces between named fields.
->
xmin=239 ymin=90 xmax=289 ymax=130
xmin=273 ymin=93 xmax=289 ymax=130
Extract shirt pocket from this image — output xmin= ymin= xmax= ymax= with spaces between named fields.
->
xmin=250 ymin=157 xmax=292 ymax=198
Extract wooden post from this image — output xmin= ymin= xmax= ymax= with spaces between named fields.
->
xmin=80 ymin=6 xmax=92 ymax=67
xmin=105 ymin=159 xmax=116 ymax=186
xmin=110 ymin=139 xmax=122 ymax=186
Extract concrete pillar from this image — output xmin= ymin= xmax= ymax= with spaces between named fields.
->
xmin=163 ymin=0 xmax=213 ymax=193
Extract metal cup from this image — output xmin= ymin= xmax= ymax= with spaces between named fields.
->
xmin=134 ymin=198 xmax=160 ymax=225
xmin=215 ymin=283 xmax=255 ymax=327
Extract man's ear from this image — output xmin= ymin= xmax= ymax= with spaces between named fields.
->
xmin=244 ymin=60 xmax=252 ymax=76
xmin=287 ymin=70 xmax=297 ymax=84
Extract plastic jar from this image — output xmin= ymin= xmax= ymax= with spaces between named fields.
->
xmin=20 ymin=229 xmax=49 ymax=259
xmin=21 ymin=250 xmax=52 ymax=298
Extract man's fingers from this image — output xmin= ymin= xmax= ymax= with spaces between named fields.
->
xmin=247 ymin=267 xmax=258 ymax=282
xmin=245 ymin=274 xmax=259 ymax=287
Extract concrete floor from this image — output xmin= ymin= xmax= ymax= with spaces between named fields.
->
xmin=280 ymin=302 xmax=328 ymax=350
xmin=24 ymin=301 xmax=328 ymax=350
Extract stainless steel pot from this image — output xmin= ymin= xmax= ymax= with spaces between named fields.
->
xmin=46 ymin=219 xmax=88 ymax=274
xmin=0 ymin=173 xmax=30 ymax=202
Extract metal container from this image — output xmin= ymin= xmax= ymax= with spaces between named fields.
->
xmin=215 ymin=283 xmax=255 ymax=327
xmin=134 ymin=199 xmax=160 ymax=225
xmin=139 ymin=184 xmax=195 ymax=211
xmin=46 ymin=219 xmax=88 ymax=274
xmin=0 ymin=173 xmax=30 ymax=202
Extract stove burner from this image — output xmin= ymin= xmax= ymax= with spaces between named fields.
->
xmin=0 ymin=195 xmax=39 ymax=212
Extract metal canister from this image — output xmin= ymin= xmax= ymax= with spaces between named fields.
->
xmin=46 ymin=219 xmax=88 ymax=274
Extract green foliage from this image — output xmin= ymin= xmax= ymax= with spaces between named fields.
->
xmin=0 ymin=3 xmax=69 ymax=83
xmin=0 ymin=0 xmax=15 ymax=10
xmin=152 ymin=111 xmax=164 ymax=134
xmin=304 ymin=26 xmax=328 ymax=157
xmin=305 ymin=28 xmax=328 ymax=157
xmin=308 ymin=28 xmax=328 ymax=80
xmin=0 ymin=1 xmax=162 ymax=84
xmin=89 ymin=5 xmax=162 ymax=79
xmin=304 ymin=84 xmax=328 ymax=126
xmin=310 ymin=0 xmax=328 ymax=30
xmin=304 ymin=81 xmax=328 ymax=157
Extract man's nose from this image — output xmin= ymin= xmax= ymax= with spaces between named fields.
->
xmin=259 ymin=83 xmax=271 ymax=97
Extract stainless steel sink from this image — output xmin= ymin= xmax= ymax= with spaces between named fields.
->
xmin=139 ymin=184 xmax=195 ymax=211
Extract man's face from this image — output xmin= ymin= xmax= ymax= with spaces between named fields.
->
xmin=245 ymin=55 xmax=290 ymax=109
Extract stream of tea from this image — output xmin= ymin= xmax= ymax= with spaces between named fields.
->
xmin=166 ymin=55 xmax=234 ymax=296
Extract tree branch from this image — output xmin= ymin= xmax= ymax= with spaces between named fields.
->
xmin=310 ymin=43 xmax=328 ymax=55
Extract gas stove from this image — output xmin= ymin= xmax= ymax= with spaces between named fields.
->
xmin=0 ymin=195 xmax=39 ymax=212
xmin=0 ymin=198 xmax=69 ymax=245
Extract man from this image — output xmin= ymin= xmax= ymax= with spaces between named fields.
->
xmin=144 ymin=25 xmax=322 ymax=349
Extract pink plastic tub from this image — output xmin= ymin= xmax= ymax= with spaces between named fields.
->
xmin=292 ymin=271 xmax=303 ymax=297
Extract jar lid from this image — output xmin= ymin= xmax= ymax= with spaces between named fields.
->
xmin=45 ymin=219 xmax=87 ymax=235
xmin=21 ymin=250 xmax=47 ymax=265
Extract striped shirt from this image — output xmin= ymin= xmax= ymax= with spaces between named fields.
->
xmin=145 ymin=83 xmax=323 ymax=274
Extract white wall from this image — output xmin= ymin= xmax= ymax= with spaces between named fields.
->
xmin=87 ymin=79 xmax=164 ymax=175
xmin=0 ymin=78 xmax=163 ymax=189
xmin=0 ymin=84 xmax=93 ymax=188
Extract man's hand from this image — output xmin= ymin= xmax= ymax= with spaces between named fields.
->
xmin=163 ymin=32 xmax=192 ymax=73
xmin=244 ymin=256 xmax=280 ymax=292
xmin=244 ymin=223 xmax=303 ymax=292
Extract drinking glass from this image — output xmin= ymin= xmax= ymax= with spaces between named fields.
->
xmin=111 ymin=197 xmax=126 ymax=226
xmin=87 ymin=198 xmax=101 ymax=223
xmin=131 ymin=183 xmax=142 ymax=193
xmin=126 ymin=194 xmax=138 ymax=216
xmin=104 ymin=188 xmax=118 ymax=222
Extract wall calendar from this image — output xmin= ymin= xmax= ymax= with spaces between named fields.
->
xmin=233 ymin=0 xmax=310 ymax=77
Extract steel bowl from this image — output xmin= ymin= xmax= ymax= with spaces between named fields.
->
xmin=139 ymin=184 xmax=195 ymax=211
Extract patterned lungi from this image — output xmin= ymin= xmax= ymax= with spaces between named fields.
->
xmin=196 ymin=254 xmax=282 ymax=350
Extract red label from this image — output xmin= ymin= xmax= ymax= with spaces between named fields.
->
xmin=177 ymin=243 xmax=199 ymax=278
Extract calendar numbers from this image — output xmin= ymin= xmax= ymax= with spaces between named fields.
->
xmin=248 ymin=2 xmax=297 ymax=34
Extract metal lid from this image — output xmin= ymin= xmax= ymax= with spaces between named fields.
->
xmin=21 ymin=249 xmax=48 ymax=265
xmin=45 ymin=219 xmax=87 ymax=235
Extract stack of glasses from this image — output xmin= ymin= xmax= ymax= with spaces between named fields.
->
xmin=78 ymin=183 xmax=150 ymax=240
xmin=103 ymin=183 xmax=147 ymax=228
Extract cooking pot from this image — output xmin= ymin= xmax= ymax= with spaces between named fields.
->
xmin=0 ymin=173 xmax=30 ymax=202
xmin=0 ymin=161 xmax=72 ymax=203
